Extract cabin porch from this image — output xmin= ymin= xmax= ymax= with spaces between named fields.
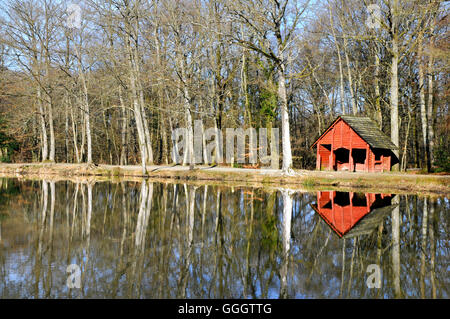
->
xmin=316 ymin=145 xmax=393 ymax=173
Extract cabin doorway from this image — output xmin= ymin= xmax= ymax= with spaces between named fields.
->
xmin=334 ymin=148 xmax=350 ymax=171
xmin=334 ymin=191 xmax=350 ymax=206
xmin=352 ymin=193 xmax=367 ymax=206
xmin=352 ymin=149 xmax=367 ymax=171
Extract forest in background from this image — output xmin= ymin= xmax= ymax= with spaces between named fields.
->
xmin=0 ymin=0 xmax=448 ymax=172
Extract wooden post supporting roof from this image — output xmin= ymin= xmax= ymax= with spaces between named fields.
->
xmin=329 ymin=128 xmax=335 ymax=170
xmin=349 ymin=129 xmax=353 ymax=172
xmin=366 ymin=144 xmax=370 ymax=172
xmin=316 ymin=144 xmax=321 ymax=170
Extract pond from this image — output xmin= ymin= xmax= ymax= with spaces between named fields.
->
xmin=0 ymin=178 xmax=448 ymax=298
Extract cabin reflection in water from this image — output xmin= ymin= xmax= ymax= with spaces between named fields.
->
xmin=312 ymin=191 xmax=397 ymax=238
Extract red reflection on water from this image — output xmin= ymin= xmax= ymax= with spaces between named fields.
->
xmin=312 ymin=191 xmax=393 ymax=237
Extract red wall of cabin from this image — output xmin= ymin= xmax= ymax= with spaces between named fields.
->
xmin=315 ymin=119 xmax=390 ymax=172
xmin=318 ymin=119 xmax=368 ymax=149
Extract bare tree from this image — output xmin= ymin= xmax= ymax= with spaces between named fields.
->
xmin=227 ymin=0 xmax=311 ymax=173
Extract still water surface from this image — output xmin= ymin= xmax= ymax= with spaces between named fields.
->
xmin=0 ymin=178 xmax=448 ymax=298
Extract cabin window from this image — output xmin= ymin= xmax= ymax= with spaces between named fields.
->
xmin=374 ymin=151 xmax=382 ymax=161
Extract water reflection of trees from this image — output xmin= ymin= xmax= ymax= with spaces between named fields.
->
xmin=0 ymin=178 xmax=448 ymax=298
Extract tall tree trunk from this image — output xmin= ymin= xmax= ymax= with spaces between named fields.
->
xmin=374 ymin=45 xmax=382 ymax=128
xmin=119 ymin=86 xmax=128 ymax=166
xmin=64 ymin=95 xmax=70 ymax=163
xmin=133 ymin=15 xmax=153 ymax=165
xmin=427 ymin=23 xmax=435 ymax=170
xmin=72 ymin=31 xmax=92 ymax=164
xmin=176 ymin=37 xmax=194 ymax=170
xmin=329 ymin=7 xmax=346 ymax=114
xmin=47 ymin=97 xmax=55 ymax=162
xmin=37 ymin=86 xmax=48 ymax=161
xmin=139 ymin=85 xmax=153 ymax=164
xmin=278 ymin=64 xmax=293 ymax=173
xmin=44 ymin=5 xmax=55 ymax=162
xmin=126 ymin=34 xmax=147 ymax=173
xmin=122 ymin=3 xmax=148 ymax=173
xmin=342 ymin=36 xmax=357 ymax=115
xmin=79 ymin=94 xmax=86 ymax=161
xmin=338 ymin=1 xmax=357 ymax=115
xmin=308 ymin=58 xmax=333 ymax=119
xmin=130 ymin=67 xmax=147 ymax=173
xmin=390 ymin=0 xmax=400 ymax=171
xmin=418 ymin=31 xmax=429 ymax=171
xmin=183 ymin=83 xmax=194 ymax=170
xmin=412 ymin=110 xmax=420 ymax=168
xmin=82 ymin=75 xmax=92 ymax=163
xmin=70 ymin=104 xmax=81 ymax=163
xmin=153 ymin=19 xmax=168 ymax=165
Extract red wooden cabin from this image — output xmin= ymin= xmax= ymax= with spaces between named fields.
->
xmin=312 ymin=191 xmax=394 ymax=238
xmin=311 ymin=116 xmax=398 ymax=172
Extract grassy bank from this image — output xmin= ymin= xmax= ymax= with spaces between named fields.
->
xmin=0 ymin=163 xmax=448 ymax=196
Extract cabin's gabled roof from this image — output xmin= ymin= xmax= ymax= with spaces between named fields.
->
xmin=339 ymin=116 xmax=398 ymax=150
xmin=311 ymin=115 xmax=398 ymax=150
xmin=343 ymin=204 xmax=397 ymax=238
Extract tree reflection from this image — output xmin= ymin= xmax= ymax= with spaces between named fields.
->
xmin=280 ymin=189 xmax=293 ymax=299
xmin=391 ymin=196 xmax=401 ymax=298
xmin=0 ymin=179 xmax=447 ymax=299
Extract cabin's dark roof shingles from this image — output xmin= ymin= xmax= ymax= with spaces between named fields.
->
xmin=338 ymin=115 xmax=398 ymax=150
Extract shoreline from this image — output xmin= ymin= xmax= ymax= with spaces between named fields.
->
xmin=0 ymin=163 xmax=448 ymax=196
